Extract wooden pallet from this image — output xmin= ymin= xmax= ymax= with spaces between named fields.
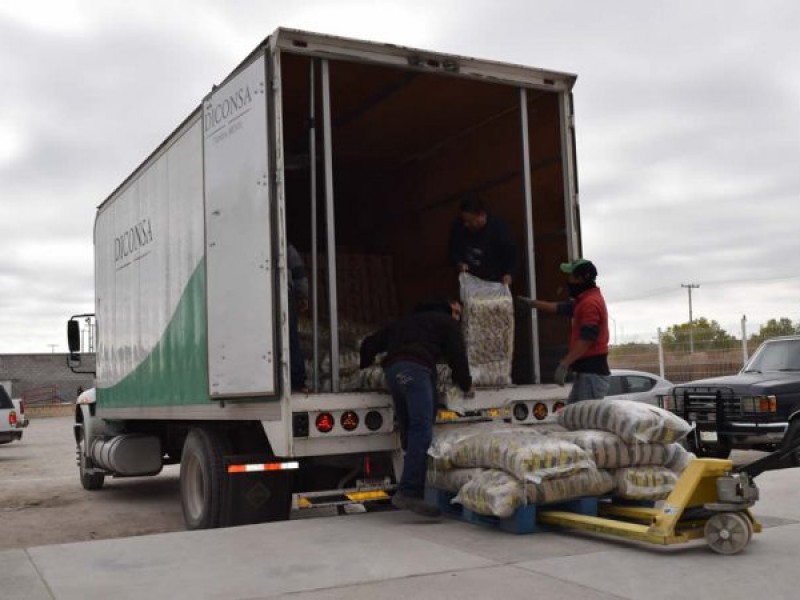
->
xmin=425 ymin=487 xmax=599 ymax=535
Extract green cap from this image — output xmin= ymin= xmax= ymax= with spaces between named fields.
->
xmin=560 ymin=258 xmax=597 ymax=280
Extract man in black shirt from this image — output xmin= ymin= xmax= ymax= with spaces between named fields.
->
xmin=448 ymin=194 xmax=517 ymax=286
xmin=360 ymin=301 xmax=472 ymax=517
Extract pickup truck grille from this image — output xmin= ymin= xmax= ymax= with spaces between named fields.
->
xmin=676 ymin=387 xmax=741 ymax=421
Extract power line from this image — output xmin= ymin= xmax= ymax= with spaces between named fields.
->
xmin=610 ymin=272 xmax=800 ymax=304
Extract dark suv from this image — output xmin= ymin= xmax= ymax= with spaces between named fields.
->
xmin=660 ymin=335 xmax=800 ymax=458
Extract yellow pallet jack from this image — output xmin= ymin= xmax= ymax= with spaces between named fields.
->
xmin=538 ymin=412 xmax=800 ymax=554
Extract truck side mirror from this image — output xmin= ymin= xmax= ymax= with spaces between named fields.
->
xmin=67 ymin=320 xmax=81 ymax=356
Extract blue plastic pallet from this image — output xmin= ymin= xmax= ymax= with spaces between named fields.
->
xmin=425 ymin=487 xmax=599 ymax=535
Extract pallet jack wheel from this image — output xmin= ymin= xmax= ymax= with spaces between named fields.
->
xmin=704 ymin=512 xmax=753 ymax=555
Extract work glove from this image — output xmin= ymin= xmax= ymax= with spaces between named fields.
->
xmin=553 ymin=362 xmax=569 ymax=386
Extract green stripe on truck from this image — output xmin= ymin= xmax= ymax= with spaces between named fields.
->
xmin=98 ymin=262 xmax=209 ymax=408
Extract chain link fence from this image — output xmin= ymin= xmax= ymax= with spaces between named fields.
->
xmin=608 ymin=318 xmax=768 ymax=384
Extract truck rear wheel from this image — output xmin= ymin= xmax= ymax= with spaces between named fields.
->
xmin=77 ymin=425 xmax=105 ymax=490
xmin=180 ymin=427 xmax=230 ymax=530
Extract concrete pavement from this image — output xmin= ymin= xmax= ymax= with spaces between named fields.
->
xmin=3 ymin=466 xmax=799 ymax=600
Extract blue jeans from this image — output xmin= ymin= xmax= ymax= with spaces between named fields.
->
xmin=385 ymin=361 xmax=435 ymax=498
xmin=568 ymin=372 xmax=610 ymax=403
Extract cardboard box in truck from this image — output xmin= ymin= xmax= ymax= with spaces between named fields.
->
xmin=67 ymin=28 xmax=579 ymax=529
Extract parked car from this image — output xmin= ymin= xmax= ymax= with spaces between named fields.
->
xmin=606 ymin=369 xmax=673 ymax=406
xmin=12 ymin=398 xmax=29 ymax=430
xmin=0 ymin=385 xmax=24 ymax=444
xmin=660 ymin=335 xmax=800 ymax=458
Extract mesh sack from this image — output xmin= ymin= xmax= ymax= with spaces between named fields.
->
xmin=428 ymin=422 xmax=535 ymax=471
xmin=459 ymin=273 xmax=513 ymax=386
xmin=613 ymin=466 xmax=679 ymax=501
xmin=449 ymin=430 xmax=594 ymax=484
xmin=664 ymin=443 xmax=695 ymax=474
xmin=551 ymin=430 xmax=686 ymax=470
xmin=426 ymin=467 xmax=485 ymax=493
xmin=557 ymin=399 xmax=692 ymax=444
xmin=526 ymin=466 xmax=614 ymax=504
xmin=451 ymin=469 xmax=524 ymax=518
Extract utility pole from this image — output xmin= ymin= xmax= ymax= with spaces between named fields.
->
xmin=47 ymin=344 xmax=58 ymax=353
xmin=681 ymin=283 xmax=700 ymax=353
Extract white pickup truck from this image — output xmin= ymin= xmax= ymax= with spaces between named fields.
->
xmin=0 ymin=385 xmax=26 ymax=444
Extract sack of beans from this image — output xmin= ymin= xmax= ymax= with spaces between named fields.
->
xmin=428 ymin=422 xmax=537 ymax=471
xmin=426 ymin=467 xmax=486 ymax=493
xmin=664 ymin=443 xmax=695 ymax=473
xmin=551 ymin=429 xmax=694 ymax=472
xmin=557 ymin=399 xmax=692 ymax=444
xmin=526 ymin=466 xmax=614 ymax=504
xmin=451 ymin=469 xmax=525 ymax=518
xmin=449 ymin=430 xmax=594 ymax=484
xmin=613 ymin=466 xmax=679 ymax=501
xmin=459 ymin=273 xmax=513 ymax=387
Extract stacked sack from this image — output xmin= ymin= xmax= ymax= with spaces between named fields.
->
xmin=555 ymin=399 xmax=695 ymax=501
xmin=425 ymin=400 xmax=695 ymax=519
xmin=299 ymin=317 xmax=377 ymax=392
xmin=426 ymin=421 xmax=615 ymax=518
xmin=459 ymin=273 xmax=514 ymax=387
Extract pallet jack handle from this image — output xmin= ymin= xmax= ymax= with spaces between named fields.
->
xmin=737 ymin=411 xmax=800 ymax=479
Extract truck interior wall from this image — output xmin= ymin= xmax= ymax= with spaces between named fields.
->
xmin=280 ymin=52 xmax=570 ymax=385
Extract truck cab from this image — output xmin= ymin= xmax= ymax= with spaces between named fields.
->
xmin=661 ymin=335 xmax=800 ymax=457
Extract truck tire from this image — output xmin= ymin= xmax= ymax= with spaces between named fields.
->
xmin=180 ymin=427 xmax=230 ymax=530
xmin=78 ymin=437 xmax=105 ymax=490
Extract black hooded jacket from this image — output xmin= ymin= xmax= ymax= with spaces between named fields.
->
xmin=359 ymin=311 xmax=472 ymax=392
xmin=448 ymin=214 xmax=517 ymax=282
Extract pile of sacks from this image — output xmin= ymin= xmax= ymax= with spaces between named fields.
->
xmin=426 ymin=399 xmax=694 ymax=519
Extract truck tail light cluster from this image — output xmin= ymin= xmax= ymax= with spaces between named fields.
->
xmin=511 ymin=401 xmax=555 ymax=424
xmin=315 ymin=412 xmax=335 ymax=433
xmin=8 ymin=410 xmax=17 ymax=426
xmin=294 ymin=409 xmax=388 ymax=437
xmin=340 ymin=411 xmax=359 ymax=431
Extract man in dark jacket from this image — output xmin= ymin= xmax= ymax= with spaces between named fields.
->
xmin=448 ymin=194 xmax=517 ymax=286
xmin=360 ymin=301 xmax=472 ymax=517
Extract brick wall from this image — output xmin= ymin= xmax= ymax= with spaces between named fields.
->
xmin=0 ymin=354 xmax=96 ymax=403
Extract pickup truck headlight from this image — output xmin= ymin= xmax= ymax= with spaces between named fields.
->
xmin=741 ymin=395 xmax=777 ymax=413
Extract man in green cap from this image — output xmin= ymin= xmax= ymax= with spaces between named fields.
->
xmin=521 ymin=259 xmax=610 ymax=402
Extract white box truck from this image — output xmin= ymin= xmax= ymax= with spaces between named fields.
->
xmin=68 ymin=28 xmax=581 ymax=529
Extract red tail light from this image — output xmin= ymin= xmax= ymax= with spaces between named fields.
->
xmin=533 ymin=402 xmax=548 ymax=420
xmin=553 ymin=401 xmax=565 ymax=413
xmin=340 ymin=411 xmax=359 ymax=431
xmin=9 ymin=411 xmax=17 ymax=426
xmin=315 ymin=412 xmax=334 ymax=433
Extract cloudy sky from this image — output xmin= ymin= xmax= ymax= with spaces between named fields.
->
xmin=1 ymin=0 xmax=798 ymax=353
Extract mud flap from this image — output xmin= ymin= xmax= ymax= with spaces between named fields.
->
xmin=221 ymin=454 xmax=294 ymax=527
